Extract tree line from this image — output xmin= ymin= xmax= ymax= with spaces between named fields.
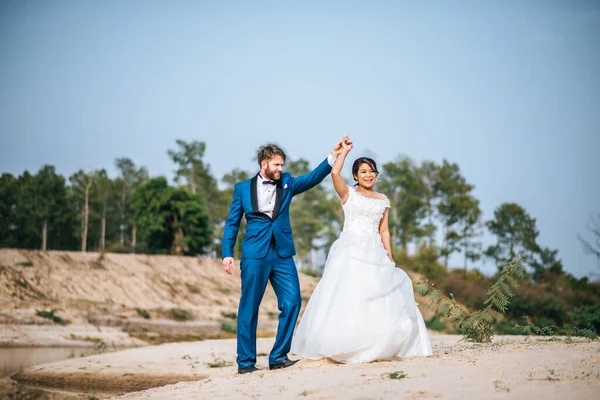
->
xmin=0 ymin=139 xmax=595 ymax=283
xmin=3 ymin=139 xmax=598 ymax=332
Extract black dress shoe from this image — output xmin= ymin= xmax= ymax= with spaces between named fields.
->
xmin=238 ymin=365 xmax=259 ymax=374
xmin=269 ymin=358 xmax=299 ymax=370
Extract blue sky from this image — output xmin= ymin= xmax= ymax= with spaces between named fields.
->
xmin=1 ymin=1 xmax=599 ymax=277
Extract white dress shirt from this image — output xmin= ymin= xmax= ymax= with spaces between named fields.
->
xmin=256 ymin=153 xmax=337 ymax=218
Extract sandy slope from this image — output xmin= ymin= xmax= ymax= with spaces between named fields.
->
xmin=0 ymin=249 xmax=326 ymax=347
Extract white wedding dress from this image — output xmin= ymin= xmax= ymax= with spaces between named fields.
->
xmin=291 ymin=186 xmax=432 ymax=363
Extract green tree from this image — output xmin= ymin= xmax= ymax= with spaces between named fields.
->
xmin=530 ymin=247 xmax=563 ymax=281
xmin=168 ymin=140 xmax=212 ymax=195
xmin=33 ymin=166 xmax=72 ymax=251
xmin=456 ymin=196 xmax=482 ymax=272
xmin=315 ymin=191 xmax=344 ymax=255
xmin=11 ymin=171 xmax=38 ymax=249
xmin=168 ymin=140 xmax=224 ymax=252
xmin=69 ymin=170 xmax=94 ymax=252
xmin=435 ymin=161 xmax=477 ymax=269
xmin=91 ymin=169 xmax=119 ymax=251
xmin=0 ymin=173 xmax=18 ymax=247
xmin=379 ymin=156 xmax=427 ymax=251
xmin=1 ymin=168 xmax=74 ymax=250
xmin=418 ymin=161 xmax=439 ymax=247
xmin=485 ymin=203 xmax=540 ymax=273
xmin=115 ymin=158 xmax=148 ymax=250
xmin=132 ymin=177 xmax=211 ymax=255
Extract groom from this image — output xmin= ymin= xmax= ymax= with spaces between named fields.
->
xmin=222 ymin=139 xmax=343 ymax=374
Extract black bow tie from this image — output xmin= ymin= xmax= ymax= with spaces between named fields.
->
xmin=263 ymin=180 xmax=276 ymax=185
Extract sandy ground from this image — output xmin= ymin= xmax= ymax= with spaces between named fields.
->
xmin=9 ymin=334 xmax=599 ymax=400
xmin=4 ymin=249 xmax=599 ymax=399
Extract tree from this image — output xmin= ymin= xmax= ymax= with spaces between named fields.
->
xmin=1 ymin=168 xmax=74 ymax=251
xmin=314 ymin=192 xmax=344 ymax=255
xmin=115 ymin=158 xmax=149 ymax=250
xmin=69 ymin=170 xmax=94 ymax=252
xmin=0 ymin=173 xmax=18 ymax=247
xmin=440 ymin=192 xmax=482 ymax=273
xmin=457 ymin=196 xmax=482 ymax=272
xmin=530 ymin=247 xmax=564 ymax=281
xmin=485 ymin=203 xmax=540 ymax=273
xmin=32 ymin=166 xmax=71 ymax=251
xmin=379 ymin=156 xmax=427 ymax=251
xmin=168 ymin=140 xmax=223 ymax=252
xmin=132 ymin=177 xmax=211 ymax=255
xmin=222 ymin=169 xmax=250 ymax=188
xmin=92 ymin=169 xmax=118 ymax=251
xmin=169 ymin=140 xmax=207 ymax=194
xmin=418 ymin=161 xmax=439 ymax=247
xmin=11 ymin=171 xmax=38 ymax=249
xmin=169 ymin=186 xmax=212 ymax=255
xmin=435 ymin=160 xmax=477 ymax=269
xmin=168 ymin=139 xmax=219 ymax=199
xmin=579 ymin=214 xmax=600 ymax=260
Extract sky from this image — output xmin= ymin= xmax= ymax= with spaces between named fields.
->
xmin=1 ymin=0 xmax=599 ymax=277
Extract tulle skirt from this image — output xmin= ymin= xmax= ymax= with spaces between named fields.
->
xmin=291 ymin=229 xmax=432 ymax=363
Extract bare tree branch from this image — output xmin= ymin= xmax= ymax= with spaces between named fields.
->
xmin=579 ymin=214 xmax=600 ymax=260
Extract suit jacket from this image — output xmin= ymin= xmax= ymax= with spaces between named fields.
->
xmin=221 ymin=158 xmax=332 ymax=259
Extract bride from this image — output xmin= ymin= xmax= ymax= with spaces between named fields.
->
xmin=291 ymin=137 xmax=432 ymax=363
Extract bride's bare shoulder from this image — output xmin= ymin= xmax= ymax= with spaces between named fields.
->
xmin=373 ymin=191 xmax=388 ymax=200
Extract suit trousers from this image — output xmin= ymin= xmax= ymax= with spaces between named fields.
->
xmin=236 ymin=242 xmax=301 ymax=367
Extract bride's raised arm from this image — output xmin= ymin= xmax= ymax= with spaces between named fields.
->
xmin=331 ymin=136 xmax=353 ymax=204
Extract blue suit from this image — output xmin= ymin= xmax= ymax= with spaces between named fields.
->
xmin=222 ymin=158 xmax=333 ymax=368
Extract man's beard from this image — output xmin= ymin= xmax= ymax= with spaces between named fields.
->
xmin=264 ymin=167 xmax=281 ymax=181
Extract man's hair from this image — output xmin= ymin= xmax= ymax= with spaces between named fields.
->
xmin=257 ymin=144 xmax=286 ymax=166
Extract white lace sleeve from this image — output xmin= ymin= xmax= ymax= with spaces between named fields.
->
xmin=383 ymin=197 xmax=391 ymax=209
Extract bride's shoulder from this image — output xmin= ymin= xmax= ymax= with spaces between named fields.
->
xmin=373 ymin=191 xmax=388 ymax=200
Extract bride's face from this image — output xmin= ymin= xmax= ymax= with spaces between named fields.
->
xmin=354 ymin=162 xmax=378 ymax=189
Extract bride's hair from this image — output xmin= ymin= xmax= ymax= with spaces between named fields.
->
xmin=352 ymin=157 xmax=379 ymax=186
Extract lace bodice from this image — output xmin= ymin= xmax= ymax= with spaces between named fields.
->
xmin=342 ymin=186 xmax=390 ymax=235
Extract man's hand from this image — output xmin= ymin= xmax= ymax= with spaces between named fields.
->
xmin=222 ymin=257 xmax=235 ymax=275
xmin=332 ymin=136 xmax=350 ymax=158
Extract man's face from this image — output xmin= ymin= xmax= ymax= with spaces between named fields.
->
xmin=262 ymin=155 xmax=284 ymax=181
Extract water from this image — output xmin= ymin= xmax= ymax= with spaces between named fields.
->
xmin=1 ymin=347 xmax=88 ymax=379
xmin=1 ymin=347 xmax=89 ymax=399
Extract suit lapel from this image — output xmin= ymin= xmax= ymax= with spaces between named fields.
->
xmin=250 ymin=174 xmax=271 ymax=220
xmin=272 ymin=180 xmax=283 ymax=220
xmin=250 ymin=174 xmax=259 ymax=213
